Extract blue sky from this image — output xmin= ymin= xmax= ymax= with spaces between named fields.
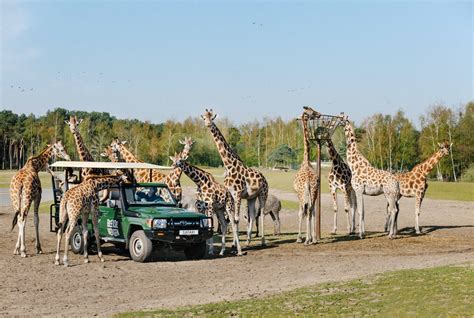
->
xmin=1 ymin=1 xmax=472 ymax=125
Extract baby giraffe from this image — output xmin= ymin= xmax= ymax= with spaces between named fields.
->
xmin=55 ymin=174 xmax=126 ymax=267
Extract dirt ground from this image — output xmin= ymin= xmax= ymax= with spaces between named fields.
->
xmin=1 ymin=187 xmax=473 ymax=317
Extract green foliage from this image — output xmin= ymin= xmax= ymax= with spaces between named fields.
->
xmin=116 ymin=265 xmax=474 ymax=317
xmin=1 ymin=102 xmax=473 ymax=181
xmin=267 ymin=144 xmax=296 ymax=168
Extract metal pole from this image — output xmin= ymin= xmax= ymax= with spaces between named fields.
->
xmin=316 ymin=141 xmax=321 ymax=240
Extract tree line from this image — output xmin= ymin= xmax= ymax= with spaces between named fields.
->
xmin=1 ymin=102 xmax=472 ymax=181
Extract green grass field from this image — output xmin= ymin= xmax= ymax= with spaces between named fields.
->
xmin=116 ymin=264 xmax=473 ymax=317
xmin=1 ymin=168 xmax=473 ymax=201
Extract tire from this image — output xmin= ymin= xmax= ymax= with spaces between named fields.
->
xmin=70 ymin=226 xmax=84 ymax=255
xmin=184 ymin=241 xmax=208 ymax=260
xmin=129 ymin=230 xmax=153 ymax=262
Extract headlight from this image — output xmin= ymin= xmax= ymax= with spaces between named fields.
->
xmin=153 ymin=219 xmax=167 ymax=229
xmin=200 ymin=218 xmax=212 ymax=228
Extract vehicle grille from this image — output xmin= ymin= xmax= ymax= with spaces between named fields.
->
xmin=170 ymin=219 xmax=200 ymax=228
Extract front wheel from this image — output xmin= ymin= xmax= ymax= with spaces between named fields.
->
xmin=184 ymin=241 xmax=208 ymax=260
xmin=70 ymin=226 xmax=84 ymax=254
xmin=129 ymin=230 xmax=153 ymax=262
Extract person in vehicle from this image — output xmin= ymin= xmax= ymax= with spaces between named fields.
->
xmin=136 ymin=187 xmax=163 ymax=202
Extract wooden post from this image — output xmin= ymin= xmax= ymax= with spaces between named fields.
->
xmin=316 ymin=141 xmax=322 ymax=240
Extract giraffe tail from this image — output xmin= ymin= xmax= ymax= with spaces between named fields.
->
xmin=56 ymin=197 xmax=68 ymax=231
xmin=303 ymin=181 xmax=312 ymax=207
xmin=11 ymin=211 xmax=20 ymax=231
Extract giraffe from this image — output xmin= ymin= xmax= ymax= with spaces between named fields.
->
xmin=342 ymin=116 xmax=401 ymax=239
xmin=65 ymin=116 xmax=104 ymax=177
xmin=55 ymin=174 xmax=127 ymax=267
xmin=293 ymin=107 xmax=320 ymax=244
xmin=100 ymin=145 xmax=120 ymax=163
xmin=169 ymin=154 xmax=241 ymax=256
xmin=386 ymin=141 xmax=452 ymax=234
xmin=325 ymin=138 xmax=356 ymax=235
xmin=110 ymin=137 xmax=192 ymax=202
xmin=201 ymin=109 xmax=268 ymax=246
xmin=162 ymin=137 xmax=194 ymax=203
xmin=10 ymin=141 xmax=70 ymax=257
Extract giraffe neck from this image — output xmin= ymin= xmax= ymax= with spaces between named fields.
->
xmin=89 ymin=176 xmax=120 ymax=191
xmin=28 ymin=145 xmax=53 ymax=172
xmin=179 ymin=161 xmax=211 ymax=186
xmin=209 ymin=122 xmax=241 ymax=168
xmin=413 ymin=150 xmax=447 ymax=177
xmin=72 ymin=130 xmax=93 ymax=161
xmin=119 ymin=145 xmax=142 ymax=163
xmin=345 ymin=124 xmax=369 ymax=166
xmin=327 ymin=140 xmax=342 ymax=163
xmin=302 ymin=117 xmax=311 ymax=164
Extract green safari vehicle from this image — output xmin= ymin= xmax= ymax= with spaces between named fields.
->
xmin=49 ymin=161 xmax=213 ymax=262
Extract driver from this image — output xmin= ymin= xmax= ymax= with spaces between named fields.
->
xmin=137 ymin=187 xmax=163 ymax=202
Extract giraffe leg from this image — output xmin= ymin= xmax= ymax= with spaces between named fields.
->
xmin=269 ymin=211 xmax=278 ymax=235
xmin=82 ymin=212 xmax=90 ymax=263
xmin=63 ymin=216 xmax=78 ymax=267
xmin=33 ymin=197 xmax=43 ymax=254
xmin=19 ymin=198 xmax=32 ymax=257
xmin=217 ymin=210 xmax=227 ymax=256
xmin=387 ymin=197 xmax=398 ymax=239
xmin=92 ymin=208 xmax=104 ymax=262
xmin=304 ymin=205 xmax=312 ymax=245
xmin=296 ymin=205 xmax=304 ymax=243
xmin=246 ymin=199 xmax=256 ymax=246
xmin=205 ymin=206 xmax=215 ymax=256
xmin=55 ymin=220 xmax=66 ymax=265
xmin=415 ymin=193 xmax=424 ymax=234
xmin=349 ymin=188 xmax=357 ymax=234
xmin=257 ymin=192 xmax=266 ymax=246
xmin=356 ymin=191 xmax=365 ymax=239
xmin=330 ymin=189 xmax=338 ymax=235
xmin=342 ymin=189 xmax=352 ymax=235
xmin=229 ymin=216 xmax=242 ymax=256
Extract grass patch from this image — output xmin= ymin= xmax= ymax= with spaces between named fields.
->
xmin=424 ymin=181 xmax=474 ymax=201
xmin=116 ymin=264 xmax=474 ymax=317
xmin=280 ymin=199 xmax=299 ymax=210
xmin=0 ymin=171 xmax=53 ymax=189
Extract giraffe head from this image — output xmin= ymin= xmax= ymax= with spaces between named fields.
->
xmin=341 ymin=117 xmax=356 ymax=146
xmin=438 ymin=141 xmax=452 ymax=156
xmin=110 ymin=138 xmax=127 ymax=158
xmin=179 ymin=136 xmax=194 ymax=156
xmin=302 ymin=106 xmax=321 ymax=120
xmin=51 ymin=140 xmax=71 ymax=161
xmin=169 ymin=152 xmax=188 ymax=168
xmin=64 ymin=116 xmax=83 ymax=134
xmin=201 ymin=109 xmax=217 ymax=127
xmin=100 ymin=146 xmax=119 ymax=162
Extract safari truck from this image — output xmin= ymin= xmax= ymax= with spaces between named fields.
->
xmin=49 ymin=161 xmax=213 ymax=262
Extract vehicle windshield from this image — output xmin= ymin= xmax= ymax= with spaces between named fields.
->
xmin=124 ymin=185 xmax=176 ymax=206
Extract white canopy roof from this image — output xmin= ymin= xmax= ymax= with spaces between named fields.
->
xmin=50 ymin=161 xmax=172 ymax=170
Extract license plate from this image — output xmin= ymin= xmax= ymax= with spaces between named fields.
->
xmin=179 ymin=229 xmax=198 ymax=235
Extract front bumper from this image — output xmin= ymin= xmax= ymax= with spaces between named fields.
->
xmin=145 ymin=228 xmax=213 ymax=244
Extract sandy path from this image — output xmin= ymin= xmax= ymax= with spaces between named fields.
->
xmin=0 ymin=188 xmax=473 ymax=317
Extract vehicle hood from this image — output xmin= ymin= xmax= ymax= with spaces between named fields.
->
xmin=127 ymin=206 xmax=204 ymax=218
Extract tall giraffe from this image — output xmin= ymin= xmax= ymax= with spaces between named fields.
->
xmin=326 ymin=138 xmax=356 ymax=235
xmin=342 ymin=117 xmax=401 ymax=239
xmin=387 ymin=141 xmax=452 ymax=234
xmin=55 ymin=174 xmax=127 ymax=267
xmin=65 ymin=116 xmax=103 ymax=177
xmin=201 ymin=109 xmax=268 ymax=246
xmin=110 ymin=137 xmax=192 ymax=202
xmin=169 ymin=154 xmax=241 ymax=256
xmin=293 ymin=107 xmax=320 ymax=244
xmin=10 ymin=141 xmax=70 ymax=257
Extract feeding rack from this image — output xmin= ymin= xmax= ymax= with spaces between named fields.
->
xmin=302 ymin=107 xmax=346 ymax=240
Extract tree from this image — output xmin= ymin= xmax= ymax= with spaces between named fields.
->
xmin=267 ymin=144 xmax=297 ymax=168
